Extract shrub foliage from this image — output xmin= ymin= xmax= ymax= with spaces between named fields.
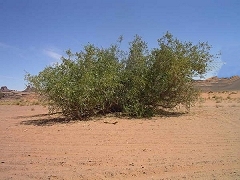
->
xmin=26 ymin=32 xmax=217 ymax=118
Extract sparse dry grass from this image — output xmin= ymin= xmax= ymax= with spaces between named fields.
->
xmin=212 ymin=95 xmax=223 ymax=103
xmin=0 ymin=92 xmax=42 ymax=106
xmin=229 ymin=104 xmax=239 ymax=107
xmin=198 ymin=97 xmax=206 ymax=103
xmin=216 ymin=104 xmax=224 ymax=108
xmin=199 ymin=91 xmax=240 ymax=108
xmin=0 ymin=98 xmax=41 ymax=106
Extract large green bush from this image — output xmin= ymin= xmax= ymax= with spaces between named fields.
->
xmin=26 ymin=32 xmax=217 ymax=118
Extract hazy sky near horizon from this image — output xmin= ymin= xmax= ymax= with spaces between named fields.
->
xmin=0 ymin=0 xmax=240 ymax=90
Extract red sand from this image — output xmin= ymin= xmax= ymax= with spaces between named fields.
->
xmin=1 ymin=92 xmax=240 ymax=179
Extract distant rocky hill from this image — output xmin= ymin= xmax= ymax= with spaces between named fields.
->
xmin=0 ymin=85 xmax=35 ymax=93
xmin=0 ymin=86 xmax=35 ymax=100
xmin=194 ymin=76 xmax=240 ymax=91
xmin=23 ymin=85 xmax=35 ymax=92
xmin=0 ymin=86 xmax=11 ymax=92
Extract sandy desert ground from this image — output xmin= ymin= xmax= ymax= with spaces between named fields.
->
xmin=0 ymin=91 xmax=240 ymax=179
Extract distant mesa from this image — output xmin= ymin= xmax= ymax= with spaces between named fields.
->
xmin=0 ymin=85 xmax=35 ymax=93
xmin=0 ymin=85 xmax=36 ymax=100
xmin=195 ymin=75 xmax=240 ymax=91
xmin=0 ymin=86 xmax=11 ymax=92
xmin=23 ymin=85 xmax=35 ymax=92
xmin=205 ymin=75 xmax=240 ymax=82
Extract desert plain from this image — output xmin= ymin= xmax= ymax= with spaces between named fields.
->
xmin=0 ymin=81 xmax=240 ymax=179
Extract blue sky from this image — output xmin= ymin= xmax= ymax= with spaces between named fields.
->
xmin=0 ymin=0 xmax=239 ymax=90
